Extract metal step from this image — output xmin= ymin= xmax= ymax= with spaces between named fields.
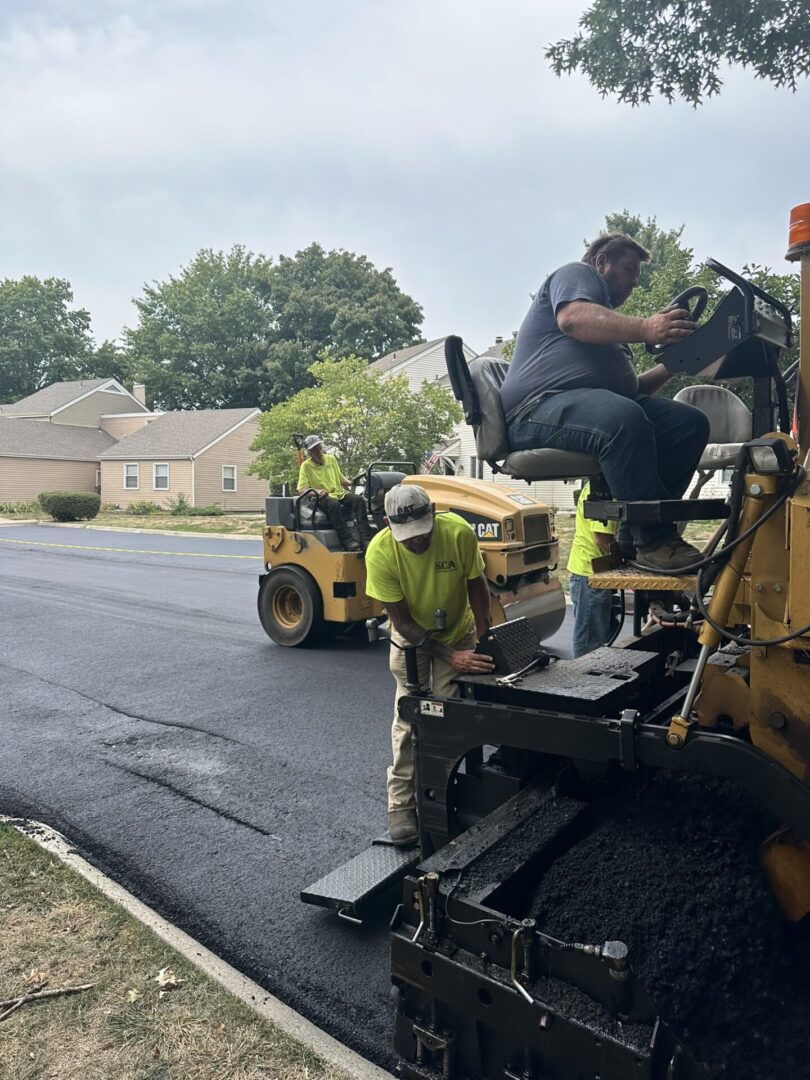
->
xmin=301 ymin=837 xmax=422 ymax=924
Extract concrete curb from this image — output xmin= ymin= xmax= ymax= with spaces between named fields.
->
xmin=2 ymin=816 xmax=394 ymax=1080
xmin=30 ymin=521 xmax=263 ymax=541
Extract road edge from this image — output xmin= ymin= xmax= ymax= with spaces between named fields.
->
xmin=2 ymin=815 xmax=395 ymax=1080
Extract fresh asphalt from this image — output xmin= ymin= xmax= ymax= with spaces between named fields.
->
xmin=0 ymin=522 xmax=573 ymax=1068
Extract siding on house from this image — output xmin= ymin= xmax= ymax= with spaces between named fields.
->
xmin=100 ymin=458 xmax=194 ymax=508
xmin=0 ymin=458 xmax=98 ymax=502
xmin=380 ymin=340 xmax=450 ymax=393
xmin=193 ymin=417 xmax=269 ymax=510
xmin=56 ymin=389 xmax=145 ymax=427
xmin=99 ymin=414 xmax=153 ymax=440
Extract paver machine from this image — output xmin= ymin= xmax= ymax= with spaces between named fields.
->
xmin=303 ymin=207 xmax=810 ymax=1079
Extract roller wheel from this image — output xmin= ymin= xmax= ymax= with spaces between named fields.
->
xmin=258 ymin=567 xmax=326 ymax=647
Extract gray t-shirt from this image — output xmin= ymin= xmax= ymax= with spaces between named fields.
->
xmin=500 ymin=262 xmax=639 ymax=419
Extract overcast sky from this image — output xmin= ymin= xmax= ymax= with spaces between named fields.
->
xmin=2 ymin=0 xmax=808 ymax=355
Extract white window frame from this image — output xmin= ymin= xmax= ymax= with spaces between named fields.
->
xmin=222 ymin=464 xmax=237 ymax=492
xmin=124 ymin=463 xmax=139 ymax=490
xmin=153 ymin=462 xmax=170 ymax=491
xmin=95 ymin=468 xmax=101 ymax=491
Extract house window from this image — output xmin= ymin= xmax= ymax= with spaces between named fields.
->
xmin=222 ymin=465 xmax=237 ymax=492
xmin=95 ymin=468 xmax=101 ymax=492
xmin=124 ymin=463 xmax=139 ymax=490
xmin=153 ymin=463 xmax=169 ymax=490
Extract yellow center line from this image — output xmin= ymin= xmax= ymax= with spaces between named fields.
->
xmin=0 ymin=537 xmax=259 ymax=559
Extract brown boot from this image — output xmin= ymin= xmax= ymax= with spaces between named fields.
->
xmin=635 ymin=537 xmax=703 ymax=572
xmin=388 ymin=809 xmax=418 ymax=847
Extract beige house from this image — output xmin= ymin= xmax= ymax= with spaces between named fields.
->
xmin=1 ymin=379 xmax=269 ymax=510
xmin=370 ymin=336 xmax=580 ymax=510
xmin=98 ymin=408 xmax=269 ymax=511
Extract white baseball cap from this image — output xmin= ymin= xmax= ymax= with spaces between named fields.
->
xmin=303 ymin=434 xmax=323 ymax=451
xmin=384 ymin=485 xmax=434 ymax=541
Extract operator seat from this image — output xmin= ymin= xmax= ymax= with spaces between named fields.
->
xmin=673 ymin=384 xmax=753 ymax=497
xmin=444 ymin=336 xmax=601 ymax=482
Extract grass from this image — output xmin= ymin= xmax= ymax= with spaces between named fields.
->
xmin=27 ymin=512 xmax=266 ymax=536
xmin=0 ymin=824 xmax=350 ymax=1080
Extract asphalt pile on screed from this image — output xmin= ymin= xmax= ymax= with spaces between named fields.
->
xmin=530 ymin=772 xmax=810 ymax=1080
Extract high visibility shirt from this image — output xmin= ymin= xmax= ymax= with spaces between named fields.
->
xmin=567 ymin=482 xmax=617 ymax=577
xmin=298 ymin=453 xmax=346 ymax=500
xmin=365 ymin=512 xmax=485 ymax=646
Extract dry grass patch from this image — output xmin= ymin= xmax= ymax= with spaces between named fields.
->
xmin=91 ymin=513 xmax=265 ymax=536
xmin=0 ymin=825 xmax=351 ymax=1080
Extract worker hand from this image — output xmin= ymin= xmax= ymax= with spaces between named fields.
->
xmin=449 ymin=649 xmax=495 ymax=674
xmin=317 ymin=488 xmax=327 ymax=497
xmin=642 ymin=307 xmax=696 ymax=347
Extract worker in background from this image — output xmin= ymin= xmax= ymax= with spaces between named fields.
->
xmin=297 ymin=434 xmax=373 ymax=552
xmin=365 ymin=485 xmax=495 ymax=846
xmin=568 ymin=482 xmax=618 ymax=657
xmin=501 ymin=233 xmax=710 ymax=572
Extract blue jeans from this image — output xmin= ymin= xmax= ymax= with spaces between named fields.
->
xmin=570 ymin=574 xmax=615 ymax=657
xmin=508 ymin=389 xmax=710 ymax=549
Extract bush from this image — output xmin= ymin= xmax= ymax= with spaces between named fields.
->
xmin=38 ymin=491 xmax=101 ymax=522
xmin=186 ymin=504 xmax=223 ymax=517
xmin=125 ymin=500 xmax=164 ymax=515
xmin=0 ymin=500 xmax=39 ymax=515
xmin=166 ymin=492 xmax=192 ymax=516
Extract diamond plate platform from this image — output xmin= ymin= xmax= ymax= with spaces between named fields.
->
xmin=588 ymin=565 xmax=698 ymax=592
xmin=301 ymin=839 xmax=422 ymax=923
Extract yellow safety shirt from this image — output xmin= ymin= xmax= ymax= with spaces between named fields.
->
xmin=365 ymin=512 xmax=485 ymax=646
xmin=298 ymin=453 xmax=346 ymax=500
xmin=567 ymin=482 xmax=617 ymax=577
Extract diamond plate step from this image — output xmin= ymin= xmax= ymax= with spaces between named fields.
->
xmin=301 ymin=838 xmax=422 ymax=924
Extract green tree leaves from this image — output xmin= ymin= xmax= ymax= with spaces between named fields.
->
xmin=126 ymin=243 xmax=424 ymax=411
xmin=249 ymin=356 xmax=462 ymax=490
xmin=0 ymin=277 xmax=93 ymax=403
xmin=547 ymin=1 xmax=810 ymax=106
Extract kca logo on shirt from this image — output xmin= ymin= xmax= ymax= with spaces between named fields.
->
xmin=435 ymin=559 xmax=457 ymax=571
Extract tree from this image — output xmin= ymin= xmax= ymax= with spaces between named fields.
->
xmin=546 ymin=1 xmax=810 ymax=106
xmin=126 ymin=243 xmax=424 ymax=411
xmin=82 ymin=340 xmax=134 ymax=384
xmin=0 ymin=276 xmax=93 ymax=403
xmin=249 ymin=356 xmax=462 ymax=490
xmin=125 ymin=246 xmax=276 ymax=412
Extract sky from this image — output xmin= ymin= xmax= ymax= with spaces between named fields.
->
xmin=2 ymin=0 xmax=809 ymax=354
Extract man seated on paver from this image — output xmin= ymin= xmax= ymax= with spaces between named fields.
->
xmin=364 ymin=485 xmax=494 ymax=846
xmin=297 ymin=434 xmax=373 ymax=552
xmin=500 ymin=233 xmax=710 ymax=572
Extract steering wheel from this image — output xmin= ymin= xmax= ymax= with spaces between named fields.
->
xmin=645 ymin=285 xmax=709 ymax=355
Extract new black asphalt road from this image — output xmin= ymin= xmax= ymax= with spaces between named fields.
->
xmin=0 ymin=522 xmax=574 ymax=1070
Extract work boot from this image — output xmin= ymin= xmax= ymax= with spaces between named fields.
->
xmin=635 ymin=537 xmax=703 ymax=572
xmin=388 ymin=809 xmax=418 ymax=847
xmin=344 ymin=539 xmax=362 ymax=552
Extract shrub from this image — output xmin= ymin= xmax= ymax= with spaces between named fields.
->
xmin=125 ymin=500 xmax=164 ymax=515
xmin=186 ymin=504 xmax=223 ymax=517
xmin=0 ymin=500 xmax=39 ymax=515
xmin=166 ymin=492 xmax=192 ymax=516
xmin=38 ymin=491 xmax=101 ymax=522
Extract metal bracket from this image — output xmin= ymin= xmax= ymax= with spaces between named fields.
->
xmin=619 ymin=709 xmax=639 ymax=771
xmin=666 ymin=713 xmax=695 ymax=750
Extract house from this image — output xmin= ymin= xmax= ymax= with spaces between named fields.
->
xmin=370 ymin=337 xmax=580 ymax=510
xmin=98 ymin=408 xmax=267 ymax=511
xmin=0 ymin=379 xmax=269 ymax=510
xmin=0 ymin=378 xmax=152 ymax=504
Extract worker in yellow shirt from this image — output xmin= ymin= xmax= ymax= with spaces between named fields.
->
xmin=567 ymin=481 xmax=619 ymax=657
xmin=365 ymin=484 xmax=494 ymax=846
xmin=297 ymin=434 xmax=373 ymax=552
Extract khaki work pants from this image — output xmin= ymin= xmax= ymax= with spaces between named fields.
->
xmin=387 ymin=630 xmax=476 ymax=813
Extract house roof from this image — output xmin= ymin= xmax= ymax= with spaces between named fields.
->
xmin=0 ymin=418 xmax=116 ymax=460
xmin=369 ymin=337 xmax=446 ymax=375
xmin=479 ymin=341 xmax=509 ymax=360
xmin=0 ymin=378 xmax=147 ymax=417
xmin=99 ymin=408 xmax=260 ymax=460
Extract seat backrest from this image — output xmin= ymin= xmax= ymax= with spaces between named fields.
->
xmin=674 ymin=384 xmax=752 ymax=444
xmin=444 ymin=337 xmax=511 ymax=465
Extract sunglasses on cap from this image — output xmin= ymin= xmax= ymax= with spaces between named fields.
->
xmin=387 ymin=503 xmax=432 ymax=525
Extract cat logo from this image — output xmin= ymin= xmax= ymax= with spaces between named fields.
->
xmin=473 ymin=521 xmax=500 ymax=540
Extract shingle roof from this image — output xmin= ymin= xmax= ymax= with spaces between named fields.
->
xmin=0 ymin=418 xmax=116 ymax=460
xmin=0 ymin=378 xmax=125 ymax=416
xmin=99 ymin=408 xmax=259 ymax=460
xmin=369 ymin=337 xmax=445 ymax=375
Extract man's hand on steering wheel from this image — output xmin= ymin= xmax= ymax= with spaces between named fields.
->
xmin=642 ymin=307 xmax=696 ymax=348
